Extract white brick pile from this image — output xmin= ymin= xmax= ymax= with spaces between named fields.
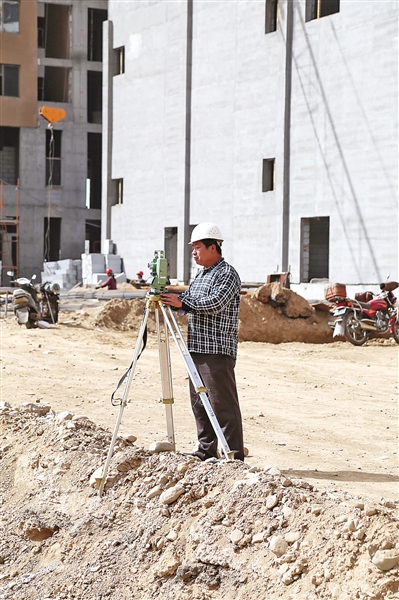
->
xmin=81 ymin=253 xmax=126 ymax=285
xmin=41 ymin=259 xmax=83 ymax=290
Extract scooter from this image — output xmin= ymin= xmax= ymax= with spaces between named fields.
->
xmin=326 ymin=280 xmax=399 ymax=346
xmin=7 ymin=272 xmax=60 ymax=328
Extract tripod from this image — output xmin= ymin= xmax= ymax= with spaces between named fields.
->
xmin=97 ymin=294 xmax=235 ymax=496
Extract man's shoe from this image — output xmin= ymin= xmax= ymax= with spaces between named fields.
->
xmin=183 ymin=451 xmax=203 ymax=461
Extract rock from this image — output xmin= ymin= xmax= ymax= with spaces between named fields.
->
xmin=148 ymin=441 xmax=174 ymax=454
xmin=265 ymin=465 xmax=281 ymax=476
xmin=177 ymin=462 xmax=188 ymax=473
xmin=230 ymin=529 xmax=244 ymax=544
xmin=159 ymin=484 xmax=185 ymax=505
xmin=147 ymin=485 xmax=162 ymax=499
xmin=119 ymin=434 xmax=137 ymax=443
xmin=19 ymin=402 xmax=51 ymax=416
xmin=266 ymin=494 xmax=279 ymax=510
xmin=166 ymin=530 xmax=178 ymax=541
xmin=364 ymin=503 xmax=378 ymax=516
xmin=269 ymin=535 xmax=289 ymax=557
xmin=153 ymin=548 xmax=181 ymax=577
xmin=282 ymin=506 xmax=293 ymax=519
xmin=56 ymin=411 xmax=73 ymax=425
xmin=372 ymin=550 xmax=399 ymax=571
xmin=285 ymin=531 xmax=300 ymax=544
xmin=251 ymin=532 xmax=264 ymax=544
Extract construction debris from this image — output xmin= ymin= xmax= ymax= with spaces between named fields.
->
xmin=0 ymin=403 xmax=397 ymax=600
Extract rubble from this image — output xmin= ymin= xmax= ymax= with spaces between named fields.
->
xmin=0 ymin=403 xmax=398 ymax=599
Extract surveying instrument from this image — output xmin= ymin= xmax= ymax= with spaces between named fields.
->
xmin=97 ymin=250 xmax=234 ymax=496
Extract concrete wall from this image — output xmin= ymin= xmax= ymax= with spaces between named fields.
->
xmin=2 ymin=0 xmax=107 ymax=281
xmin=104 ymin=0 xmax=398 ymax=286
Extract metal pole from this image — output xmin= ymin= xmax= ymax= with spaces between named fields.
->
xmin=282 ymin=0 xmax=294 ymax=272
xmin=97 ymin=305 xmax=151 ymax=496
xmin=155 ymin=305 xmax=176 ymax=447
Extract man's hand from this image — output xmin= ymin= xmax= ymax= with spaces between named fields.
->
xmin=160 ymin=293 xmax=183 ymax=309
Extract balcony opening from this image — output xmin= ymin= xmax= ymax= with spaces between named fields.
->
xmin=43 ymin=66 xmax=71 ymax=103
xmin=44 ymin=217 xmax=61 ymax=262
xmin=87 ymin=71 xmax=102 ymax=123
xmin=44 ymin=3 xmax=71 ymax=59
xmin=0 ymin=126 xmax=19 ymax=184
xmin=85 ymin=220 xmax=101 ymax=254
xmin=88 ymin=8 xmax=108 ymax=62
xmin=87 ymin=133 xmax=102 ymax=209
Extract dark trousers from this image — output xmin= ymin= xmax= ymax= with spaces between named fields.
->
xmin=189 ymin=353 xmax=244 ymax=461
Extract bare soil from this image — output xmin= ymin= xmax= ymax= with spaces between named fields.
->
xmin=0 ymin=294 xmax=398 ymax=600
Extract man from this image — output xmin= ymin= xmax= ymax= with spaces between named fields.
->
xmin=98 ymin=268 xmax=117 ymax=290
xmin=161 ymin=222 xmax=244 ymax=461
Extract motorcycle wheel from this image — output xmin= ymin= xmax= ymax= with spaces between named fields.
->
xmin=343 ymin=310 xmax=369 ymax=346
xmin=392 ymin=322 xmax=399 ymax=344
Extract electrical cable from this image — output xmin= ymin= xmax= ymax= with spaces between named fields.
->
xmin=110 ymin=308 xmax=148 ymax=406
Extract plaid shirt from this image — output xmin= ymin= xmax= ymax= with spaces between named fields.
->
xmin=179 ymin=258 xmax=241 ymax=357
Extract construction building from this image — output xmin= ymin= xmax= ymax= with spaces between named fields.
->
xmin=102 ymin=0 xmax=398 ymax=291
xmin=0 ymin=0 xmax=107 ymax=285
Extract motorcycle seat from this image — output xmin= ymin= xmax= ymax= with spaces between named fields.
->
xmin=356 ymin=301 xmax=371 ymax=309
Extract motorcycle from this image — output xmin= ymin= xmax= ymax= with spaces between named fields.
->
xmin=7 ymin=272 xmax=60 ymax=329
xmin=326 ymin=281 xmax=399 ymax=346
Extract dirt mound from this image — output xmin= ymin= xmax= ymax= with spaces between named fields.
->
xmin=0 ymin=402 xmax=397 ymax=600
xmin=239 ymin=284 xmax=333 ymax=343
xmin=89 ymin=285 xmax=333 ymax=344
xmin=93 ymin=299 xmax=188 ymax=335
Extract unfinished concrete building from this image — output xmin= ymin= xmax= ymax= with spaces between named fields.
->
xmin=102 ymin=0 xmax=398 ymax=291
xmin=0 ymin=0 xmax=107 ymax=284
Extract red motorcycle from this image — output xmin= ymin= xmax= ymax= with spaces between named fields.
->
xmin=326 ymin=281 xmax=399 ymax=346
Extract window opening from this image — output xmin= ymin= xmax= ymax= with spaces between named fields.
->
xmin=115 ymin=178 xmax=123 ymax=205
xmin=0 ymin=126 xmax=19 ymax=184
xmin=115 ymin=47 xmax=125 ymax=75
xmin=262 ymin=158 xmax=275 ymax=192
xmin=300 ymin=217 xmax=329 ymax=282
xmin=44 ymin=3 xmax=71 ymax=59
xmin=38 ymin=16 xmax=45 ymax=48
xmin=87 ymin=71 xmax=102 ymax=123
xmin=306 ymin=0 xmax=340 ymax=22
xmin=44 ymin=217 xmax=61 ymax=262
xmin=265 ymin=0 xmax=278 ymax=34
xmin=0 ymin=64 xmax=19 ymax=97
xmin=164 ymin=227 xmax=178 ymax=280
xmin=45 ymin=129 xmax=62 ymax=187
xmin=0 ymin=0 xmax=19 ymax=33
xmin=38 ymin=76 xmax=44 ymax=101
xmin=43 ymin=66 xmax=71 ymax=103
xmin=87 ymin=132 xmax=102 ymax=209
xmin=88 ymin=8 xmax=108 ymax=62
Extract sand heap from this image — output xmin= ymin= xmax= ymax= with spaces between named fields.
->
xmin=0 ymin=402 xmax=398 ymax=600
xmin=87 ymin=284 xmax=333 ymax=344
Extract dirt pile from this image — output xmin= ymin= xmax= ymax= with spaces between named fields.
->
xmin=85 ymin=285 xmax=333 ymax=344
xmin=239 ymin=284 xmax=333 ymax=343
xmin=0 ymin=402 xmax=398 ymax=600
xmin=93 ymin=299 xmax=188 ymax=336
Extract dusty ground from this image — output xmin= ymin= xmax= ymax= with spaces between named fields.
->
xmin=0 ymin=295 xmax=398 ymax=599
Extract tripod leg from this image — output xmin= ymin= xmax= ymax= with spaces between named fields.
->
xmin=159 ymin=304 xmax=235 ymax=461
xmin=97 ymin=304 xmax=151 ymax=496
xmin=155 ymin=306 xmax=175 ymax=448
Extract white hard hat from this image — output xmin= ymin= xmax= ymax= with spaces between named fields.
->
xmin=189 ymin=222 xmax=224 ymax=244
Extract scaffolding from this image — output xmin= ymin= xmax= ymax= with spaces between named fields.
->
xmin=0 ymin=179 xmax=19 ymax=284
